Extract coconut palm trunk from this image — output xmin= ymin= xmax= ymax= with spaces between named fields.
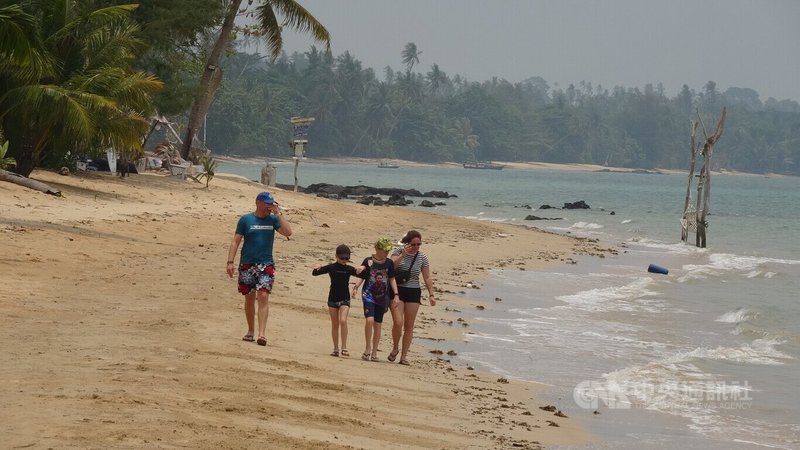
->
xmin=180 ymin=0 xmax=330 ymax=161
xmin=181 ymin=0 xmax=242 ymax=161
xmin=0 ymin=169 xmax=60 ymax=195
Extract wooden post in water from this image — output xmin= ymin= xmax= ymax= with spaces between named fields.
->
xmin=683 ymin=107 xmax=726 ymax=248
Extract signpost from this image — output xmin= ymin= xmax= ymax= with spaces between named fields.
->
xmin=289 ymin=116 xmax=315 ymax=192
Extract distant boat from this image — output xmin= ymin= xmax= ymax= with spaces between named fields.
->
xmin=378 ymin=161 xmax=400 ymax=169
xmin=463 ymin=161 xmax=504 ymax=170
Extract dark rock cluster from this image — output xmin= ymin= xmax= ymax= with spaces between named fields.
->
xmin=300 ymin=183 xmax=456 ymax=207
xmin=305 ymin=183 xmax=456 ymax=199
xmin=538 ymin=200 xmax=591 ymax=210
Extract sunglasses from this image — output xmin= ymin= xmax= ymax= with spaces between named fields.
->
xmin=337 ymin=255 xmax=350 ymax=260
xmin=407 ymin=243 xmax=422 ymax=247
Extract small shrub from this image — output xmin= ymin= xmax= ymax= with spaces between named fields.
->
xmin=0 ymin=141 xmax=16 ymax=170
xmin=197 ymin=155 xmax=218 ymax=188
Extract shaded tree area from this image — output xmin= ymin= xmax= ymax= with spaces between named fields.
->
xmin=206 ymin=46 xmax=800 ymax=175
xmin=0 ymin=1 xmax=166 ymax=177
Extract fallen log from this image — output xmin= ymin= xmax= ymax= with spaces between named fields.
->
xmin=0 ymin=169 xmax=62 ymax=196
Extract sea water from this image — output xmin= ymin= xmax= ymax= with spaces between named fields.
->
xmin=218 ymin=160 xmax=800 ymax=449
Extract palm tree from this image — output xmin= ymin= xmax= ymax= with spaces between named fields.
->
xmin=180 ymin=0 xmax=330 ymax=160
xmin=401 ymin=42 xmax=421 ymax=73
xmin=426 ymin=63 xmax=450 ymax=97
xmin=448 ymin=117 xmax=480 ymax=162
xmin=0 ymin=2 xmax=163 ymax=177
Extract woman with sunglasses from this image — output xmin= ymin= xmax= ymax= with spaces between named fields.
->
xmin=389 ymin=230 xmax=436 ymax=365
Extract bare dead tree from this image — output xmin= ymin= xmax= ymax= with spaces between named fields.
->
xmin=681 ymin=120 xmax=700 ymax=242
xmin=692 ymin=107 xmax=727 ymax=248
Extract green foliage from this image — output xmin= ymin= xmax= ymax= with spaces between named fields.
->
xmin=200 ymin=44 xmax=800 ymax=175
xmin=94 ymin=0 xmax=225 ymax=114
xmin=0 ymin=1 xmax=163 ymax=176
xmin=197 ymin=154 xmax=218 ymax=188
xmin=0 ymin=140 xmax=16 ymax=170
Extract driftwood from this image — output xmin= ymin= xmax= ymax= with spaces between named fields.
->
xmin=681 ymin=121 xmax=700 ymax=242
xmin=681 ymin=108 xmax=726 ymax=247
xmin=0 ymin=169 xmax=61 ymax=196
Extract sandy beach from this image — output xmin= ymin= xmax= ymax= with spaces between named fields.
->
xmin=1 ymin=168 xmax=616 ymax=449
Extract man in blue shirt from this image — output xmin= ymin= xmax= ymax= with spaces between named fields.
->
xmin=226 ymin=192 xmax=292 ymax=346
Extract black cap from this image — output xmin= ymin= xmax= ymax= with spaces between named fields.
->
xmin=335 ymin=244 xmax=351 ymax=260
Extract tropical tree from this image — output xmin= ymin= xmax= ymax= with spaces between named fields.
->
xmin=401 ymin=42 xmax=421 ymax=73
xmin=426 ymin=63 xmax=450 ymax=97
xmin=448 ymin=117 xmax=479 ymax=162
xmin=180 ymin=0 xmax=330 ymax=160
xmin=0 ymin=1 xmax=163 ymax=177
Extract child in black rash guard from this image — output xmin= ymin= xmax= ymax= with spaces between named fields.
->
xmin=312 ymin=244 xmax=365 ymax=357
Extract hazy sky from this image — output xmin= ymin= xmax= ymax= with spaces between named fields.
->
xmin=278 ymin=0 xmax=800 ymax=102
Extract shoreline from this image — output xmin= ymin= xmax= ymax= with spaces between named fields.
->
xmin=214 ymin=154 xmax=779 ymax=177
xmin=0 ymin=169 xmax=617 ymax=448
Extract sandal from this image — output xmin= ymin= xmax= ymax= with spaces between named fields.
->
xmin=256 ymin=337 xmax=267 ymax=346
xmin=370 ymin=355 xmax=379 ymax=362
xmin=330 ymin=350 xmax=339 ymax=357
xmin=242 ymin=334 xmax=255 ymax=342
xmin=340 ymin=349 xmax=350 ymax=357
xmin=388 ymin=349 xmax=399 ymax=362
xmin=398 ymin=359 xmax=410 ymax=366
xmin=361 ymin=353 xmax=370 ymax=361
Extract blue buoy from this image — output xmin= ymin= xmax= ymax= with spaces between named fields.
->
xmin=648 ymin=264 xmax=669 ymax=275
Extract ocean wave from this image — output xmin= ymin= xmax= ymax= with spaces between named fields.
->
xmin=715 ymin=308 xmax=760 ymax=324
xmin=593 ymin=339 xmax=791 ymax=423
xmin=680 ymin=253 xmax=800 ymax=282
xmin=463 ymin=333 xmax=518 ymax=344
xmin=570 ymin=221 xmax=604 ymax=230
xmin=459 ymin=214 xmax=512 ymax=223
xmin=555 ymin=277 xmax=662 ymax=312
xmin=627 ymin=238 xmax=708 ymax=255
xmin=685 ymin=339 xmax=792 ymax=365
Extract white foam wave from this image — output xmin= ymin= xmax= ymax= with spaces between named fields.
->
xmin=628 ymin=238 xmax=707 ymax=255
xmin=591 ymin=338 xmax=791 ymax=430
xmin=681 ymin=253 xmax=800 ymax=282
xmin=459 ymin=214 xmax=511 ymax=223
xmin=464 ymin=333 xmax=518 ymax=344
xmin=570 ymin=221 xmax=603 ymax=230
xmin=555 ymin=277 xmax=662 ymax=312
xmin=620 ymin=219 xmax=633 ymax=224
xmin=685 ymin=339 xmax=792 ymax=365
xmin=715 ymin=308 xmax=759 ymax=324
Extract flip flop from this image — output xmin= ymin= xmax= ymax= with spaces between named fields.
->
xmin=361 ymin=353 xmax=370 ymax=361
xmin=398 ymin=359 xmax=410 ymax=366
xmin=340 ymin=349 xmax=350 ymax=357
xmin=388 ymin=349 xmax=399 ymax=362
xmin=256 ymin=337 xmax=267 ymax=346
xmin=330 ymin=350 xmax=339 ymax=357
xmin=370 ymin=355 xmax=380 ymax=362
xmin=242 ymin=334 xmax=255 ymax=342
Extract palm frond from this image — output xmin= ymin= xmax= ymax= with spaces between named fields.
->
xmin=256 ymin=0 xmax=330 ymax=60
xmin=0 ymin=4 xmax=37 ymax=63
